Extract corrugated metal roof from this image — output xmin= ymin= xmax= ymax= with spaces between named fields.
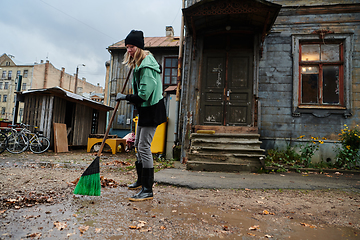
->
xmin=108 ymin=36 xmax=180 ymax=50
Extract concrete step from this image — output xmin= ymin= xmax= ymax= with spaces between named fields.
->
xmin=186 ymin=161 xmax=262 ymax=172
xmin=191 ymin=146 xmax=265 ymax=155
xmin=188 ymin=132 xmax=264 ymax=172
xmin=190 ymin=133 xmax=261 ymax=142
xmin=188 ymin=153 xmax=263 ymax=164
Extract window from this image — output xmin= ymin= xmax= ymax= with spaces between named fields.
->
xmin=1 ymin=71 xmax=5 ymax=79
xmin=7 ymin=71 xmax=12 ymax=80
xmin=4 ymin=82 xmax=9 ymax=90
xmin=163 ymin=57 xmax=178 ymax=86
xmin=292 ymin=34 xmax=352 ymax=117
xmin=0 ymin=82 xmax=3 ymax=89
xmin=300 ymin=42 xmax=343 ymax=106
xmin=22 ymin=83 xmax=26 ymax=90
xmin=16 ymin=70 xmax=21 ymax=78
xmin=1 ymin=107 xmax=5 ymax=115
xmin=3 ymin=95 xmax=7 ymax=102
xmin=23 ymin=70 xmax=28 ymax=78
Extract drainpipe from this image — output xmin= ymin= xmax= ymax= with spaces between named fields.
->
xmin=175 ymin=0 xmax=185 ymax=144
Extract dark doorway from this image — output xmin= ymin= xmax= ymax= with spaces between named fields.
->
xmin=65 ymin=101 xmax=75 ymax=145
xmin=200 ymin=33 xmax=254 ymax=126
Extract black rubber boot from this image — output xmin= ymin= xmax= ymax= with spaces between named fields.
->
xmin=129 ymin=168 xmax=154 ymax=202
xmin=128 ymin=161 xmax=142 ymax=190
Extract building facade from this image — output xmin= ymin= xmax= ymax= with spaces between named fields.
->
xmin=179 ymin=0 xmax=360 ymax=168
xmin=0 ymin=53 xmax=104 ymax=122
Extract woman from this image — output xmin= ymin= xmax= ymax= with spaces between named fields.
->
xmin=116 ymin=30 xmax=167 ymax=202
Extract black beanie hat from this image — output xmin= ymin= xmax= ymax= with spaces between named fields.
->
xmin=125 ymin=30 xmax=144 ymax=49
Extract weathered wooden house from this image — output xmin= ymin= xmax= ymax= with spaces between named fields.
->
xmin=20 ymin=87 xmax=112 ymax=148
xmin=179 ymin=0 xmax=360 ymax=171
xmin=106 ymin=26 xmax=180 ymax=137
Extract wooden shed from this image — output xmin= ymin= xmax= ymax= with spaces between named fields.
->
xmin=20 ymin=87 xmax=113 ymax=148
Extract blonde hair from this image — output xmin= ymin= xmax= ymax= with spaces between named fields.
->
xmin=122 ymin=48 xmax=150 ymax=68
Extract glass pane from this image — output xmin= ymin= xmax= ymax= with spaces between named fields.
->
xmin=164 ymin=68 xmax=170 ymax=76
xmin=301 ymin=44 xmax=320 ymax=61
xmin=164 ymin=76 xmax=170 ymax=84
xmin=321 ymin=44 xmax=340 ymax=62
xmin=301 ymin=66 xmax=319 ymax=74
xmin=323 ymin=65 xmax=340 ymax=104
xmin=171 ymin=69 xmax=177 ymax=76
xmin=171 ymin=76 xmax=177 ymax=84
xmin=301 ymin=67 xmax=319 ymax=104
xmin=172 ymin=58 xmax=177 ymax=67
xmin=165 ymin=58 xmax=171 ymax=67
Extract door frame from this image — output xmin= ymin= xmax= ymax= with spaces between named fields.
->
xmin=198 ymin=34 xmax=257 ymax=129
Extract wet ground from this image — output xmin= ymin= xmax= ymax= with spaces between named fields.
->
xmin=0 ymin=150 xmax=360 ymax=239
xmin=2 ymin=187 xmax=359 ymax=239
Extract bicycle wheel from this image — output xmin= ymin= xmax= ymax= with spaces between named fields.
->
xmin=30 ymin=136 xmax=50 ymax=154
xmin=0 ymin=132 xmax=8 ymax=154
xmin=7 ymin=133 xmax=29 ymax=154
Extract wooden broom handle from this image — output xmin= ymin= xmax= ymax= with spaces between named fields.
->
xmin=96 ymin=67 xmax=133 ymax=156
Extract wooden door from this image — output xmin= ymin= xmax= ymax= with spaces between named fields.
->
xmin=200 ymin=51 xmax=253 ymax=126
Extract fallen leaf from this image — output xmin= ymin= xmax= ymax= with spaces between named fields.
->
xmin=160 ymin=226 xmax=166 ymax=230
xmin=245 ymin=188 xmax=251 ymax=191
xmin=95 ymin=228 xmax=103 ymax=233
xmin=249 ymin=225 xmax=259 ymax=230
xmin=78 ymin=225 xmax=89 ymax=234
xmin=129 ymin=226 xmax=138 ymax=229
xmin=140 ymin=227 xmax=152 ymax=232
xmin=54 ymin=221 xmax=67 ymax=231
xmin=0 ymin=210 xmax=6 ymax=214
xmin=265 ymin=234 xmax=273 ymax=238
xmin=137 ymin=220 xmax=146 ymax=229
xmin=247 ymin=232 xmax=256 ymax=236
xmin=262 ymin=210 xmax=275 ymax=215
xmin=300 ymin=222 xmax=316 ymax=228
xmin=26 ymin=233 xmax=42 ymax=238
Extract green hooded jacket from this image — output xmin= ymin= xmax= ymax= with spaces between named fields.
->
xmin=132 ymin=54 xmax=163 ymax=107
xmin=125 ymin=53 xmax=167 ymax=127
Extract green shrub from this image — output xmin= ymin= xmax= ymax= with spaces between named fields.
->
xmin=335 ymin=125 xmax=360 ymax=169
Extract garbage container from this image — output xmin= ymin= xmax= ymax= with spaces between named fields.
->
xmin=133 ymin=117 xmax=168 ymax=154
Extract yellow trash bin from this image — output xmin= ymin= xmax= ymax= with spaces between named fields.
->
xmin=133 ymin=117 xmax=167 ymax=154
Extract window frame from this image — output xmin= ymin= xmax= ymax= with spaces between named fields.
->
xmin=163 ymin=56 xmax=178 ymax=87
xmin=292 ymin=34 xmax=352 ymax=118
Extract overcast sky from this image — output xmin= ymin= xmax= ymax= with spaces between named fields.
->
xmin=1 ymin=0 xmax=182 ymax=88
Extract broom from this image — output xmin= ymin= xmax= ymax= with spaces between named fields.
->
xmin=73 ymin=67 xmax=133 ymax=196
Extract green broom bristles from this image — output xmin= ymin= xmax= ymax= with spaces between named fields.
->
xmin=73 ymin=157 xmax=101 ymax=196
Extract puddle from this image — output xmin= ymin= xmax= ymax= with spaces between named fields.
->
xmin=1 ymin=187 xmax=358 ymax=239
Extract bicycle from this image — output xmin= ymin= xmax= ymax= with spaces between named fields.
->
xmin=0 ymin=130 xmax=9 ymax=154
xmin=6 ymin=124 xmax=29 ymax=154
xmin=6 ymin=124 xmax=50 ymax=154
xmin=26 ymin=126 xmax=50 ymax=154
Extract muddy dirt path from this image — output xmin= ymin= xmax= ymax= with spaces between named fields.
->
xmin=0 ymin=150 xmax=359 ymax=239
